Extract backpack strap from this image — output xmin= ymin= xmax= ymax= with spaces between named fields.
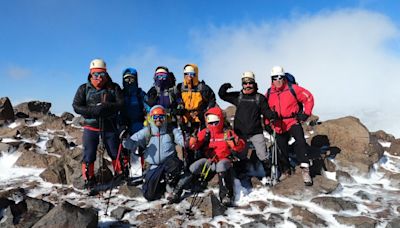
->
xmin=288 ymin=83 xmax=303 ymax=113
xmin=238 ymin=92 xmax=260 ymax=106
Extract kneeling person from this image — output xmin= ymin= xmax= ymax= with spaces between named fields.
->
xmin=123 ymin=105 xmax=184 ymax=201
xmin=169 ymin=107 xmax=245 ymax=206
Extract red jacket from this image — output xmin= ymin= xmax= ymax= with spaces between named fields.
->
xmin=191 ymin=107 xmax=245 ymax=162
xmin=265 ymin=82 xmax=314 ymax=134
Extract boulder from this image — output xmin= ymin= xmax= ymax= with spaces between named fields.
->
xmin=0 ymin=142 xmax=15 ymax=153
xmin=311 ymin=196 xmax=357 ymax=212
xmin=135 ymin=204 xmax=179 ymax=228
xmin=46 ymin=136 xmax=69 ymax=154
xmin=290 ymin=205 xmax=327 ymax=227
xmin=386 ymin=217 xmax=400 ymax=228
xmin=387 ymin=173 xmax=400 ymax=188
xmin=388 ymin=139 xmax=400 ymax=156
xmin=0 ymin=97 xmax=14 ymax=121
xmin=118 ymin=184 xmax=142 ymax=198
xmin=334 ymin=215 xmax=377 ymax=228
xmin=61 ymin=112 xmax=74 ymax=122
xmin=39 ymin=115 xmax=66 ymax=131
xmin=336 ymin=170 xmax=356 ymax=184
xmin=32 ymin=201 xmax=97 ymax=228
xmin=271 ymin=169 xmax=339 ymax=199
xmin=371 ymin=130 xmax=396 ymax=143
xmin=18 ymin=126 xmax=40 ymax=142
xmin=15 ymin=150 xmax=57 ymax=168
xmin=110 ymin=206 xmax=132 ymax=220
xmin=14 ymin=101 xmax=51 ymax=119
xmin=190 ymin=191 xmax=226 ymax=218
xmin=312 ymin=116 xmax=384 ymax=174
xmin=65 ymin=125 xmax=83 ymax=145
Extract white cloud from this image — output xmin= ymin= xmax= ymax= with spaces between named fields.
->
xmin=6 ymin=66 xmax=32 ymax=79
xmin=192 ymin=9 xmax=400 ymax=137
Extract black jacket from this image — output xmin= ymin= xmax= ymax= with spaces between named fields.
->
xmin=219 ymin=86 xmax=270 ymax=139
xmin=73 ymin=76 xmax=124 ymax=132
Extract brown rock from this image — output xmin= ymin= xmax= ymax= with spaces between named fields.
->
xmin=46 ymin=136 xmax=69 ymax=154
xmin=249 ymin=200 xmax=269 ymax=211
xmin=61 ymin=112 xmax=74 ymax=121
xmin=271 ymin=200 xmax=291 ymax=209
xmin=371 ymin=130 xmax=395 ymax=143
xmin=388 ymin=139 xmax=400 ymax=156
xmin=324 ymin=159 xmax=336 ymax=172
xmin=313 ymin=116 xmax=384 ymax=174
xmin=14 ymin=101 xmax=51 ymax=119
xmin=0 ymin=97 xmax=15 ymax=121
xmin=271 ymin=170 xmax=339 ymax=199
xmin=388 ymin=173 xmax=400 ymax=188
xmin=334 ymin=215 xmax=377 ymax=228
xmin=18 ymin=126 xmax=40 ymax=142
xmin=136 ymin=206 xmax=178 ymax=228
xmin=336 ymin=170 xmax=356 ymax=184
xmin=290 ymin=205 xmax=327 ymax=227
xmin=118 ymin=184 xmax=142 ymax=198
xmin=15 ymin=150 xmax=58 ymax=168
xmin=311 ymin=196 xmax=357 ymax=212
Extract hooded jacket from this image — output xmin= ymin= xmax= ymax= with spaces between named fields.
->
xmin=72 ymin=73 xmax=123 ymax=131
xmin=177 ymin=63 xmax=216 ymax=123
xmin=265 ymin=81 xmax=314 ymax=134
xmin=123 ymin=117 xmax=184 ymax=169
xmin=120 ymin=68 xmax=150 ymax=134
xmin=191 ymin=107 xmax=245 ymax=162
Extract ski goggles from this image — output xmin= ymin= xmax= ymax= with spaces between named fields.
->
xmin=207 ymin=121 xmax=219 ymax=126
xmin=271 ymin=75 xmax=285 ymax=81
xmin=155 ymin=72 xmax=168 ymax=80
xmin=184 ymin=72 xmax=196 ymax=77
xmin=152 ymin=114 xmax=166 ymax=121
xmin=123 ymin=76 xmax=136 ymax=83
xmin=91 ymin=72 xmax=107 ymax=78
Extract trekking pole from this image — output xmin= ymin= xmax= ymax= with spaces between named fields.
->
xmin=187 ymin=157 xmax=215 ymax=217
xmin=99 ymin=117 xmax=105 ymax=186
xmin=270 ymin=131 xmax=279 ymax=186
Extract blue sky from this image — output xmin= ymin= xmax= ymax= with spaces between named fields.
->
xmin=1 ymin=0 xmax=400 ymax=136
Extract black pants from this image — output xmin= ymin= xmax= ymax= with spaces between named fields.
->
xmin=276 ymin=124 xmax=308 ymax=172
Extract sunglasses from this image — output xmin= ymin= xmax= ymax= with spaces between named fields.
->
xmin=155 ymin=72 xmax=168 ymax=80
xmin=242 ymin=81 xmax=255 ymax=85
xmin=184 ymin=72 xmax=196 ymax=77
xmin=92 ymin=72 xmax=107 ymax=78
xmin=207 ymin=121 xmax=219 ymax=126
xmin=152 ymin=114 xmax=166 ymax=121
xmin=271 ymin=75 xmax=284 ymax=81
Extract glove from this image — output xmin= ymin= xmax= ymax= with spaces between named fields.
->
xmin=220 ymin=83 xmax=233 ymax=91
xmin=265 ymin=109 xmax=278 ymax=121
xmin=204 ymin=129 xmax=211 ymax=143
xmin=189 ymin=137 xmax=198 ymax=149
xmin=118 ymin=126 xmax=129 ymax=140
xmin=296 ymin=113 xmax=309 ymax=122
xmin=264 ymin=125 xmax=273 ymax=134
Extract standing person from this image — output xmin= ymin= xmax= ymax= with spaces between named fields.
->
xmin=118 ymin=68 xmax=150 ymax=177
xmin=169 ymin=107 xmax=245 ymax=206
xmin=177 ymin=63 xmax=216 ymax=133
xmin=265 ymin=66 xmax=314 ymax=186
xmin=120 ymin=67 xmax=150 ymax=135
xmin=146 ymin=66 xmax=179 ymax=115
xmin=72 ymin=58 xmax=124 ymax=189
xmin=122 ymin=105 xmax=184 ymax=201
xmin=219 ymin=71 xmax=277 ymax=184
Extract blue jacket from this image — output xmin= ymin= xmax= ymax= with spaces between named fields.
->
xmin=123 ymin=121 xmax=184 ymax=169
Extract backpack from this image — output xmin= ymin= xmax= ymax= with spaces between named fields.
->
xmin=144 ymin=125 xmax=175 ymax=146
xmin=265 ymin=72 xmax=303 ymax=113
xmin=238 ymin=92 xmax=261 ymax=106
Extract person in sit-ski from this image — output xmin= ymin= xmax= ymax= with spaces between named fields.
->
xmin=264 ymin=66 xmax=314 ymax=186
xmin=219 ymin=71 xmax=277 ymax=185
xmin=122 ymin=105 xmax=184 ymax=201
xmin=169 ymin=107 xmax=245 ymax=206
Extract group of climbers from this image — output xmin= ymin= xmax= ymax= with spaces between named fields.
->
xmin=72 ymin=58 xmax=314 ymax=206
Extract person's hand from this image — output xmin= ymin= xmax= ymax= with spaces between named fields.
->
xmin=220 ymin=83 xmax=233 ymax=91
xmin=189 ymin=136 xmax=198 ymax=149
xmin=265 ymin=109 xmax=278 ymax=121
xmin=296 ymin=113 xmax=309 ymax=122
xmin=264 ymin=125 xmax=273 ymax=134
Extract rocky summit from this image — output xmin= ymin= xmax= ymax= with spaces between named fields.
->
xmin=1 ymin=98 xmax=400 ymax=227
